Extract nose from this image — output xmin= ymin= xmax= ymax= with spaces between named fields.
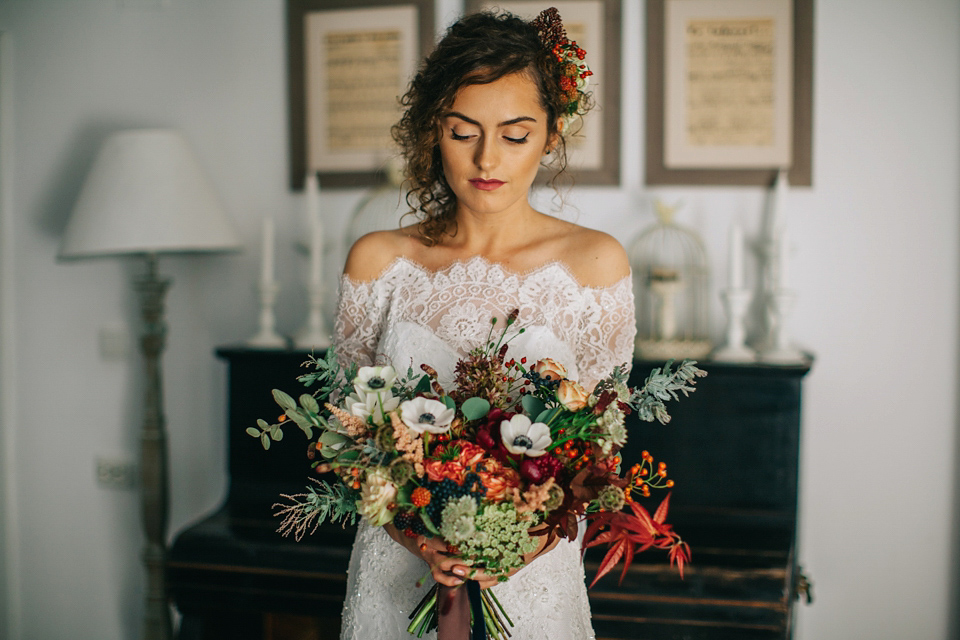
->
xmin=474 ymin=135 xmax=499 ymax=171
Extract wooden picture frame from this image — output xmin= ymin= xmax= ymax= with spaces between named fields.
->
xmin=287 ymin=0 xmax=435 ymax=189
xmin=645 ymin=0 xmax=814 ymax=186
xmin=465 ymin=0 xmax=621 ymax=185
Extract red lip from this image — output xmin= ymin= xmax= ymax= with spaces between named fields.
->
xmin=469 ymin=179 xmax=505 ymax=191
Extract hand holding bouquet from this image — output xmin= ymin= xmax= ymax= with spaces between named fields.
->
xmin=249 ymin=311 xmax=705 ymax=638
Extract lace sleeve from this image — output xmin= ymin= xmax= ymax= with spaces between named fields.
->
xmin=576 ymin=276 xmax=636 ymax=389
xmin=333 ymin=274 xmax=390 ymax=367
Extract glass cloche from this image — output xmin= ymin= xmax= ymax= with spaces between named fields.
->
xmin=345 ymin=159 xmax=409 ymax=249
xmin=628 ymin=201 xmax=712 ymax=360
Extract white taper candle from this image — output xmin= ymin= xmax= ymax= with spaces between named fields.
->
xmin=260 ymin=217 xmax=275 ymax=284
xmin=305 ymin=173 xmax=323 ymax=286
xmin=728 ymin=223 xmax=744 ymax=290
xmin=770 ymin=168 xmax=789 ymax=240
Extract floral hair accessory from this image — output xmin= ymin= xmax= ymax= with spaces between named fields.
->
xmin=531 ymin=7 xmax=594 ymax=124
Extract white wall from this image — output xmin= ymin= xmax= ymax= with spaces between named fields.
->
xmin=0 ymin=1 xmax=957 ymax=639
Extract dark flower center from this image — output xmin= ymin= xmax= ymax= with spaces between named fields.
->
xmin=368 ymin=376 xmax=385 ymax=389
xmin=419 ymin=413 xmax=436 ymax=425
xmin=513 ymin=435 xmax=534 ymax=449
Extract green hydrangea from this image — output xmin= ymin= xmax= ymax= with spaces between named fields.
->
xmin=451 ymin=502 xmax=540 ymax=580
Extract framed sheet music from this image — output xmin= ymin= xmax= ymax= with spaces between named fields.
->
xmin=287 ymin=0 xmax=435 ymax=188
xmin=465 ymin=0 xmax=621 ymax=185
xmin=646 ymin=0 xmax=813 ymax=186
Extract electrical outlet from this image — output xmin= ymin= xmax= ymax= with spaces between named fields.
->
xmin=96 ymin=458 xmax=136 ymax=489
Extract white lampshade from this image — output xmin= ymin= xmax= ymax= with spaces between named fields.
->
xmin=59 ymin=129 xmax=241 ymax=259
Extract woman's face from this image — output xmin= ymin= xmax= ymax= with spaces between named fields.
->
xmin=438 ymin=72 xmax=554 ymax=220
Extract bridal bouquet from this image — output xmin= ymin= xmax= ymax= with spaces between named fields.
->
xmin=248 ymin=311 xmax=704 ymax=638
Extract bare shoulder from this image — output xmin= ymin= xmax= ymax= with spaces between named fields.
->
xmin=342 ymin=228 xmax=417 ymax=282
xmin=558 ymin=225 xmax=630 ymax=288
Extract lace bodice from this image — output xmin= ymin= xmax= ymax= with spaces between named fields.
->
xmin=334 ymin=255 xmax=635 ymax=389
xmin=335 ymin=255 xmax=636 ymax=640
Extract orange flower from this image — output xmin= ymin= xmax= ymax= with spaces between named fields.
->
xmin=557 ymin=379 xmax=589 ymax=411
xmin=457 ymin=441 xmax=487 ymax=467
xmin=531 ymin=358 xmax=567 ymax=381
xmin=476 ymin=458 xmax=522 ymax=502
xmin=424 ymin=458 xmax=466 ymax=484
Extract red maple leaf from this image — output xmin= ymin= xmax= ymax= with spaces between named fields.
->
xmin=582 ymin=493 xmax=690 ymax=587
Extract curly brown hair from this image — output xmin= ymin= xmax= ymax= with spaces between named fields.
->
xmin=392 ymin=11 xmax=591 ymax=246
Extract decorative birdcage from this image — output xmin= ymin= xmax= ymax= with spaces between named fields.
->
xmin=628 ymin=201 xmax=712 ymax=360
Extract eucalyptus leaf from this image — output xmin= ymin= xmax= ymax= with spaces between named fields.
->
xmin=440 ymin=395 xmax=456 ymax=410
xmin=285 ymin=409 xmax=314 ymax=439
xmin=260 ymin=433 xmax=271 ymax=450
xmin=300 ymin=394 xmax=320 ymax=414
xmin=271 ymin=427 xmax=284 ymax=441
xmin=256 ymin=419 xmax=269 ymax=429
xmin=521 ymin=394 xmax=546 ymax=417
xmin=245 ymin=427 xmax=261 ymax=438
xmin=535 ymin=407 xmax=561 ymax=424
xmin=319 ymin=431 xmax=350 ymax=448
xmin=461 ymin=397 xmax=491 ymax=421
xmin=272 ymin=389 xmax=297 ymax=411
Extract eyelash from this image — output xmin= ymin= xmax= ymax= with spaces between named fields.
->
xmin=449 ymin=130 xmax=530 ymax=144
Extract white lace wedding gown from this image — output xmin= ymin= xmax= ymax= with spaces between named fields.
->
xmin=334 ymin=256 xmax=635 ymax=640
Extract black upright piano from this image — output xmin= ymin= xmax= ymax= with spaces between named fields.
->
xmin=167 ymin=348 xmax=812 ymax=640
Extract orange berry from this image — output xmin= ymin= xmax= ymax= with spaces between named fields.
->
xmin=411 ymin=487 xmax=432 ymax=507
xmin=666 ymin=480 xmax=675 ymax=487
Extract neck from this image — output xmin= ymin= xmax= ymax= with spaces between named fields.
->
xmin=447 ymin=202 xmax=540 ymax=256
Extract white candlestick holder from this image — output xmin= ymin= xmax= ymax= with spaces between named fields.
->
xmin=246 ymin=281 xmax=287 ymax=349
xmin=293 ymin=283 xmax=332 ymax=350
xmin=758 ymin=289 xmax=806 ymax=364
xmin=713 ymin=288 xmax=756 ymax=362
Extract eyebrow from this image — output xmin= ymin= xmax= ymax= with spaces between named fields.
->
xmin=443 ymin=111 xmax=538 ymax=127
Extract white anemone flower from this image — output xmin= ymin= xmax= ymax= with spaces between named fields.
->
xmin=353 ymin=365 xmax=397 ymax=394
xmin=500 ymin=415 xmax=552 ymax=457
xmin=345 ymin=388 xmax=399 ymax=426
xmin=398 ymin=397 xmax=455 ymax=434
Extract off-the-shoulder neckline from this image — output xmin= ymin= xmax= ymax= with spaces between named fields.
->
xmin=340 ymin=255 xmax=631 ymax=292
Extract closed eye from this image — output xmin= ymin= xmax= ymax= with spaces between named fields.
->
xmin=451 ymin=130 xmax=474 ymax=141
xmin=505 ymin=134 xmax=530 ymax=144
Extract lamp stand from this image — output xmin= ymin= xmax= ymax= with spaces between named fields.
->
xmin=136 ymin=254 xmax=173 ymax=640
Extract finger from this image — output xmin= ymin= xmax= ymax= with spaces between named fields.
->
xmin=432 ymin=567 xmax=464 ymax=587
xmin=436 ymin=558 xmax=469 ymax=576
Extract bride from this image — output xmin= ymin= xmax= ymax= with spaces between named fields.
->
xmin=334 ymin=10 xmax=634 ymax=639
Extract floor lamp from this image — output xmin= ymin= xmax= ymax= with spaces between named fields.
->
xmin=58 ymin=129 xmax=241 ymax=640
